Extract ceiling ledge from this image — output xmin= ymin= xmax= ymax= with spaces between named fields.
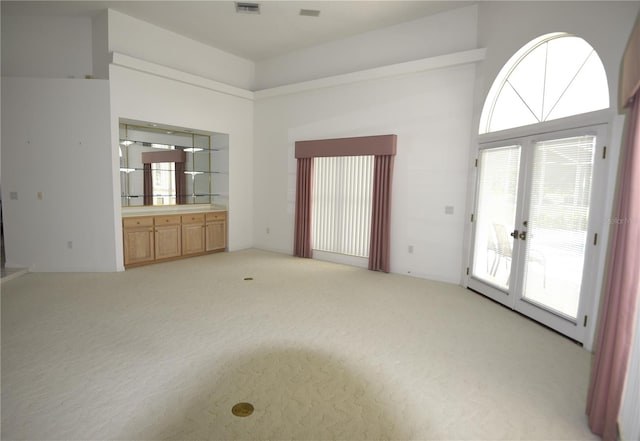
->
xmin=110 ymin=48 xmax=486 ymax=101
xmin=254 ymin=48 xmax=486 ymax=100
xmin=110 ymin=52 xmax=255 ymax=100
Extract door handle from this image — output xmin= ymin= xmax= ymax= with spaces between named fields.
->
xmin=510 ymin=229 xmax=519 ymax=239
xmin=519 ymin=231 xmax=527 ymax=240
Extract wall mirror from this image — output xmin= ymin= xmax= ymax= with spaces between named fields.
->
xmin=119 ymin=121 xmax=229 ymax=207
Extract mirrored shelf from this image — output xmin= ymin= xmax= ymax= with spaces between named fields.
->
xmin=119 ymin=167 xmax=228 ymax=174
xmin=119 ymin=139 xmax=224 ymax=152
xmin=121 ymin=194 xmax=225 ymax=198
xmin=119 ymin=121 xmax=229 ymax=208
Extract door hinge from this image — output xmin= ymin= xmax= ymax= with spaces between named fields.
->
xmin=584 ymin=315 xmax=588 ymax=327
xmin=471 ymin=213 xmax=474 ymax=222
xmin=466 ymin=267 xmax=470 ymax=275
xmin=602 ymin=146 xmax=607 ymax=159
xmin=475 ymin=158 xmax=478 ymax=167
xmin=594 ymin=233 xmax=598 ymax=246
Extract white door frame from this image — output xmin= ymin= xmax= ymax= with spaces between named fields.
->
xmin=465 ymin=111 xmax=614 ymax=348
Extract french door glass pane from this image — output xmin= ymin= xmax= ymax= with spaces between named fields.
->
xmin=522 ymin=136 xmax=596 ymax=318
xmin=472 ymin=146 xmax=521 ymax=289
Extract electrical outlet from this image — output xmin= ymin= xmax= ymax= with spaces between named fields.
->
xmin=10 ymin=191 xmax=18 ymax=200
xmin=408 ymin=245 xmax=414 ymax=253
xmin=67 ymin=241 xmax=73 ymax=249
xmin=445 ymin=205 xmax=454 ymax=215
xmin=266 ymin=227 xmax=270 ymax=234
xmin=37 ymin=192 xmax=44 ymax=200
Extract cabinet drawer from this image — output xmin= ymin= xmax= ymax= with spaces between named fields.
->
xmin=182 ymin=213 xmax=205 ymax=224
xmin=123 ymin=216 xmax=154 ymax=228
xmin=206 ymin=211 xmax=227 ymax=222
xmin=155 ymin=215 xmax=181 ymax=226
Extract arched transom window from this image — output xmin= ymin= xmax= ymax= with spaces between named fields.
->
xmin=479 ymin=33 xmax=609 ymax=134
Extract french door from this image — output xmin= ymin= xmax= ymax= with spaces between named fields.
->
xmin=467 ymin=125 xmax=607 ymax=343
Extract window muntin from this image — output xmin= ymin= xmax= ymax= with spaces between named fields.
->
xmin=480 ymin=33 xmax=609 ymax=134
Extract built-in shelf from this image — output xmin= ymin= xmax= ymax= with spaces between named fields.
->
xmin=119 ymin=138 xmax=226 ymax=152
xmin=119 ymin=121 xmax=229 ymax=208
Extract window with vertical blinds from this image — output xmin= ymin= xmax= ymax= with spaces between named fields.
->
xmin=312 ymin=155 xmax=374 ymax=257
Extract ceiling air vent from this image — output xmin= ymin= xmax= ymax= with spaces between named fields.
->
xmin=299 ymin=9 xmax=320 ymax=17
xmin=235 ymin=2 xmax=260 ymax=14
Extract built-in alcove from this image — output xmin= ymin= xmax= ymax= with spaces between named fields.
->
xmin=119 ymin=121 xmax=229 ymax=208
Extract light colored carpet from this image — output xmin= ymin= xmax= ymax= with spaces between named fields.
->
xmin=1 ymin=249 xmax=597 ymax=440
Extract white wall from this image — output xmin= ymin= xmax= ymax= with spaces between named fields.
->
xmin=253 ymin=63 xmax=476 ymax=284
xmin=1 ymin=78 xmax=117 ymax=271
xmin=0 ymin=9 xmax=255 ymax=273
xmin=105 ymin=10 xmax=255 ymax=269
xmin=1 ymin=15 xmax=93 ymax=79
xmin=92 ymin=10 xmax=110 ymax=80
xmin=107 ymin=10 xmax=255 ymax=90
xmin=109 ymin=65 xmax=254 ymax=270
xmin=255 ymin=5 xmax=477 ymax=90
xmin=252 ymin=1 xmax=479 ymax=284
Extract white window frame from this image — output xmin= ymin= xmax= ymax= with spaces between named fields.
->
xmin=479 ymin=33 xmax=609 ymax=135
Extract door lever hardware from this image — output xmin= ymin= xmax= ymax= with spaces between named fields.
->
xmin=519 ymin=231 xmax=527 ymax=240
xmin=510 ymin=229 xmax=519 ymax=239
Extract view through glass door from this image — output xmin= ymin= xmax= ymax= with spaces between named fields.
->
xmin=468 ymin=127 xmax=605 ymax=343
xmin=471 ymin=145 xmax=522 ymax=293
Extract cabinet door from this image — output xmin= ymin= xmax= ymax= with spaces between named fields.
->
xmin=182 ymin=223 xmax=205 ymax=255
xmin=123 ymin=228 xmax=154 ymax=265
xmin=155 ymin=224 xmax=181 ymax=260
xmin=206 ymin=220 xmax=227 ymax=251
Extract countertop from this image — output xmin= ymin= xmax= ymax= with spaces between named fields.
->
xmin=121 ymin=204 xmax=227 ymax=217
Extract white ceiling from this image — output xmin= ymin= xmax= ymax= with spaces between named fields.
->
xmin=1 ymin=1 xmax=473 ymax=61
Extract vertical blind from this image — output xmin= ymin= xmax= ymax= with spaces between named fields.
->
xmin=312 ymin=155 xmax=374 ymax=258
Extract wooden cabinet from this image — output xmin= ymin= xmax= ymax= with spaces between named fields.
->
xmin=122 ymin=211 xmax=226 ymax=268
xmin=206 ymin=212 xmax=227 ymax=251
xmin=181 ymin=214 xmax=205 ymax=256
xmin=123 ymin=217 xmax=155 ymax=266
xmin=154 ymin=215 xmax=182 ymax=260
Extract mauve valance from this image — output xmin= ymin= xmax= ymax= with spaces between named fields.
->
xmin=141 ymin=150 xmax=186 ymax=164
xmin=295 ymin=135 xmax=397 ymax=158
xmin=621 ymin=14 xmax=640 ymax=107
